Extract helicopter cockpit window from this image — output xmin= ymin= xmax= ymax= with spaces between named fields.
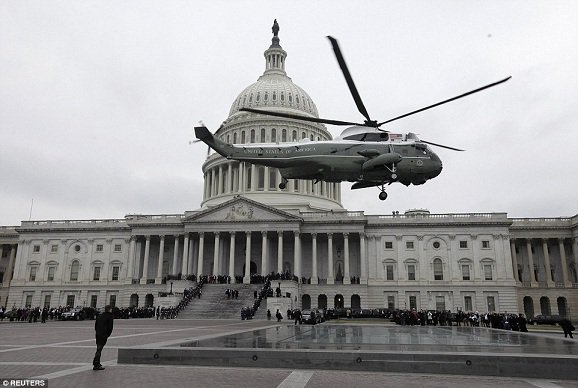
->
xmin=343 ymin=132 xmax=389 ymax=142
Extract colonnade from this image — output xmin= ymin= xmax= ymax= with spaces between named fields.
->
xmin=510 ymin=237 xmax=578 ymax=287
xmin=0 ymin=244 xmax=18 ymax=286
xmin=202 ymin=161 xmax=341 ymax=203
xmin=127 ymin=231 xmax=367 ymax=285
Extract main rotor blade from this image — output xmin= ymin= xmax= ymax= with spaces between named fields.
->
xmin=327 ymin=36 xmax=372 ymax=123
xmin=420 ymin=139 xmax=465 ymax=152
xmin=240 ymin=107 xmax=363 ymax=127
xmin=377 ymin=76 xmax=511 ymax=126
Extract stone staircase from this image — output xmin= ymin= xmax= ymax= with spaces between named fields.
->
xmin=177 ymin=283 xmax=265 ymax=319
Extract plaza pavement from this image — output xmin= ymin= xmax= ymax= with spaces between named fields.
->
xmin=0 ymin=318 xmax=576 ymax=388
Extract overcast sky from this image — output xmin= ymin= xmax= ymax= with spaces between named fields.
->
xmin=1 ymin=1 xmax=577 ymax=226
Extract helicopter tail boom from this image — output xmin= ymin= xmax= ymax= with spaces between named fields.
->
xmin=194 ymin=126 xmax=232 ymax=158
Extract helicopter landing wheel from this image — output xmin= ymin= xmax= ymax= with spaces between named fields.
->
xmin=279 ymin=181 xmax=287 ymax=190
xmin=379 ymin=191 xmax=388 ymax=201
xmin=391 ymin=173 xmax=397 ymax=180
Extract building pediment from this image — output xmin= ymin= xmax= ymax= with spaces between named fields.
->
xmin=184 ymin=196 xmax=302 ymax=224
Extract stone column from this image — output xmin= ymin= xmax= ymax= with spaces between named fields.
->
xmin=5 ymin=245 xmax=17 ymax=285
xmin=218 ymin=166 xmax=223 ymax=195
xmin=261 ymin=232 xmax=268 ymax=276
xmin=244 ymin=232 xmax=251 ymax=284
xmin=181 ymin=234 xmax=189 ymax=277
xmin=360 ymin=233 xmax=367 ymax=284
xmin=188 ymin=239 xmax=195 ymax=275
xmin=559 ymin=238 xmax=570 ymax=285
xmin=197 ymin=233 xmax=205 ymax=277
xmin=327 ymin=233 xmax=334 ymax=285
xmin=229 ymin=233 xmax=236 ymax=280
xmin=251 ymin=165 xmax=256 ymax=191
xmin=126 ymin=237 xmax=136 ymax=281
xmin=343 ymin=233 xmax=351 ymax=284
xmin=156 ymin=236 xmax=165 ymax=283
xmin=510 ymin=239 xmax=519 ymax=283
xmin=526 ymin=239 xmax=536 ymax=285
xmin=311 ymin=233 xmax=318 ymax=284
xmin=227 ymin=163 xmax=233 ymax=193
xmin=573 ymin=238 xmax=578 ymax=282
xmin=542 ymin=239 xmax=553 ymax=285
xmin=140 ymin=235 xmax=151 ymax=284
xmin=294 ymin=231 xmax=301 ymax=282
xmin=213 ymin=232 xmax=220 ymax=275
xmin=172 ymin=236 xmax=179 ymax=276
xmin=277 ymin=231 xmax=283 ymax=274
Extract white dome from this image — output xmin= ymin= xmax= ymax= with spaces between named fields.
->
xmin=228 ymin=74 xmax=320 ymax=119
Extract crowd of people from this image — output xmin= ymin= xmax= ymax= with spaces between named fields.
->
xmin=240 ymin=278 xmax=272 ymax=320
xmin=392 ymin=309 xmax=532 ymax=331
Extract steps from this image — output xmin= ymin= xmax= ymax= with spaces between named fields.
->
xmin=177 ymin=283 xmax=265 ymax=319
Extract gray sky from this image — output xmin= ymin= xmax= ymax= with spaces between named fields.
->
xmin=1 ymin=1 xmax=577 ymax=226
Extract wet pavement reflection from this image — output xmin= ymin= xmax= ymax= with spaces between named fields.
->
xmin=180 ymin=325 xmax=577 ymax=355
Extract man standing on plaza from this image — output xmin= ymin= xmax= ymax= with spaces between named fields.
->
xmin=93 ymin=305 xmax=114 ymax=370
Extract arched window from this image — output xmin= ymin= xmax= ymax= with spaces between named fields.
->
xmin=292 ymin=130 xmax=297 ymax=141
xmin=282 ymin=129 xmax=287 ymax=142
xmin=334 ymin=294 xmax=344 ymax=308
xmin=351 ymin=294 xmax=361 ymax=309
xmin=271 ymin=128 xmax=277 ymax=142
xmin=523 ymin=296 xmax=534 ymax=317
xmin=233 ymin=132 xmax=237 ymax=144
xmin=302 ymin=294 xmax=311 ymax=310
xmin=260 ymin=128 xmax=266 ymax=142
xmin=145 ymin=294 xmax=154 ymax=307
xmin=433 ymin=258 xmax=443 ymax=280
xmin=302 ymin=131 xmax=306 ymax=139
xmin=70 ymin=261 xmax=80 ymax=281
xmin=250 ymin=129 xmax=255 ymax=143
xmin=557 ymin=297 xmax=568 ymax=317
xmin=540 ymin=296 xmax=551 ymax=315
xmin=241 ymin=131 xmax=246 ymax=144
xmin=318 ymin=294 xmax=327 ymax=309
xmin=130 ymin=294 xmax=139 ymax=308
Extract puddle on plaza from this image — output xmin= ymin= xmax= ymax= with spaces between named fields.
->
xmin=179 ymin=325 xmax=577 ymax=355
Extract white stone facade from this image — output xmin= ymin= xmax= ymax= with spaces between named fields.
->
xmin=1 ymin=200 xmax=576 ymax=319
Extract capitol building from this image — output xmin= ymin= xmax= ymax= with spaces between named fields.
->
xmin=1 ymin=23 xmax=577 ymax=320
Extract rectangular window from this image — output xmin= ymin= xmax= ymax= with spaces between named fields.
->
xmin=29 ymin=267 xmax=37 ymax=281
xmin=409 ymin=296 xmax=417 ymax=310
xmin=387 ymin=295 xmax=395 ymax=310
xmin=66 ymin=295 xmax=75 ymax=307
xmin=90 ymin=295 xmax=98 ymax=308
xmin=386 ymin=265 xmax=394 ymax=280
xmin=93 ymin=267 xmax=101 ymax=281
xmin=435 ymin=296 xmax=445 ymax=311
xmin=487 ymin=296 xmax=495 ymax=313
xmin=459 ymin=241 xmax=468 ymax=249
xmin=33 ymin=245 xmax=40 ymax=253
xmin=112 ymin=266 xmax=120 ymax=281
xmin=43 ymin=294 xmax=51 ymax=309
xmin=407 ymin=265 xmax=416 ymax=280
xmin=114 ymin=244 xmax=122 ymax=252
xmin=51 ymin=245 xmax=58 ymax=253
xmin=385 ymin=241 xmax=393 ymax=249
xmin=482 ymin=240 xmax=490 ymax=249
xmin=109 ymin=295 xmax=117 ymax=308
xmin=464 ymin=296 xmax=473 ymax=311
xmin=47 ymin=267 xmax=55 ymax=281
xmin=484 ymin=264 xmax=493 ymax=280
xmin=406 ymin=241 xmax=414 ymax=249
xmin=461 ymin=264 xmax=470 ymax=280
xmin=96 ymin=244 xmax=104 ymax=252
xmin=25 ymin=295 xmax=33 ymax=308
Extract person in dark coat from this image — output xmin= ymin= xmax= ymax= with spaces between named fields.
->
xmin=93 ymin=305 xmax=114 ymax=370
xmin=560 ymin=318 xmax=575 ymax=338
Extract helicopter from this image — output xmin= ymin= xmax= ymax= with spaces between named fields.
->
xmin=195 ymin=36 xmax=510 ymax=200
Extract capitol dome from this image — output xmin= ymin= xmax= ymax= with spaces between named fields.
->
xmin=200 ymin=20 xmax=343 ymax=212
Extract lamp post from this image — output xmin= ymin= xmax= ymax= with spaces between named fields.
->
xmin=169 ymin=281 xmax=174 ymax=295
